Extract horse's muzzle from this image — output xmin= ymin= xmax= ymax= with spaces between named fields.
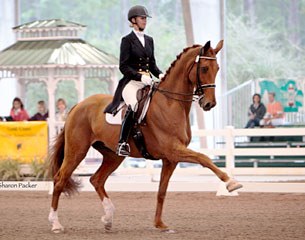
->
xmin=200 ymin=99 xmax=216 ymax=111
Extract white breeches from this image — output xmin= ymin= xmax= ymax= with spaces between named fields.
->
xmin=122 ymin=80 xmax=146 ymax=111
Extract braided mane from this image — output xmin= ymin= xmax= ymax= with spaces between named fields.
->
xmin=163 ymin=44 xmax=201 ymax=80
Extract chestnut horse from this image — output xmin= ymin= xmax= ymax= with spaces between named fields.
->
xmin=48 ymin=40 xmax=242 ymax=233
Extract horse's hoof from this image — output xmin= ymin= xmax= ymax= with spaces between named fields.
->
xmin=101 ymin=215 xmax=112 ymax=230
xmin=155 ymin=222 xmax=175 ymax=233
xmin=161 ymin=229 xmax=176 ymax=234
xmin=226 ymin=179 xmax=243 ymax=192
xmin=51 ymin=221 xmax=64 ymax=233
xmin=51 ymin=226 xmax=64 ymax=233
xmin=52 ymin=228 xmax=64 ymax=234
xmin=155 ymin=223 xmax=168 ymax=230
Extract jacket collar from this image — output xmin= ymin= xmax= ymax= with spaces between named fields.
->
xmin=130 ymin=31 xmax=149 ymax=56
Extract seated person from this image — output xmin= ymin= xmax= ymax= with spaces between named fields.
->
xmin=260 ymin=92 xmax=284 ymax=126
xmin=0 ymin=116 xmax=13 ymax=121
xmin=55 ymin=98 xmax=68 ymax=121
xmin=10 ymin=97 xmax=29 ymax=121
xmin=30 ymin=100 xmax=49 ymax=121
xmin=245 ymin=93 xmax=266 ymax=128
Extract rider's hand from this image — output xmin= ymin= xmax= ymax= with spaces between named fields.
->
xmin=154 ymin=73 xmax=164 ymax=83
xmin=141 ymin=75 xmax=152 ymax=85
xmin=159 ymin=73 xmax=165 ymax=81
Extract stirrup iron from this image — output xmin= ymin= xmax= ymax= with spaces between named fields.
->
xmin=117 ymin=142 xmax=130 ymax=157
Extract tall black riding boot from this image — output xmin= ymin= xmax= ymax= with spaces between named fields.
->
xmin=116 ymin=106 xmax=135 ymax=156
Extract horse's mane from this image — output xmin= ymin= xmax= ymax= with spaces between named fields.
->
xmin=163 ymin=44 xmax=201 ymax=80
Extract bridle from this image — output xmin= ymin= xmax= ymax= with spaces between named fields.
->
xmin=154 ymin=46 xmax=217 ymax=103
xmin=194 ymin=47 xmax=217 ymax=97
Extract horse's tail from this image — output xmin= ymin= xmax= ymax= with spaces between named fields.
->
xmin=49 ymin=127 xmax=79 ymax=195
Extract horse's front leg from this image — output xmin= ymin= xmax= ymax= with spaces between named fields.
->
xmin=170 ymin=145 xmax=242 ymax=192
xmin=154 ymin=159 xmax=177 ymax=230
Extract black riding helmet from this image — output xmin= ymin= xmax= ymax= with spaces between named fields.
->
xmin=128 ymin=5 xmax=151 ymax=22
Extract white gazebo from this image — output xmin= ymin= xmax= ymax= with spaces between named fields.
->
xmin=0 ymin=19 xmax=119 ymax=139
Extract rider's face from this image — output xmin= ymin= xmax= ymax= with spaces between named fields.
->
xmin=133 ymin=16 xmax=147 ymax=31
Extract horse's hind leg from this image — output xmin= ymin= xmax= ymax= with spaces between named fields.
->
xmin=49 ymin=140 xmax=90 ymax=233
xmin=90 ymin=144 xmax=124 ymax=230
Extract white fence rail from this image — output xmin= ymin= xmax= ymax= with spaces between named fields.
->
xmin=192 ymin=126 xmax=305 ymax=174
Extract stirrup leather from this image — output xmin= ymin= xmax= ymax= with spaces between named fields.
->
xmin=117 ymin=142 xmax=131 ymax=156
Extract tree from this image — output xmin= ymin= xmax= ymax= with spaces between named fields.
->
xmin=287 ymin=0 xmax=300 ymax=45
xmin=243 ymin=0 xmax=255 ymax=27
xmin=226 ymin=0 xmax=305 ymax=90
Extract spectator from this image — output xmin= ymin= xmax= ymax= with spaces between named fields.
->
xmin=55 ymin=98 xmax=68 ymax=121
xmin=0 ymin=116 xmax=13 ymax=121
xmin=10 ymin=97 xmax=29 ymax=121
xmin=261 ymin=92 xmax=284 ymax=126
xmin=245 ymin=93 xmax=266 ymax=128
xmin=30 ymin=100 xmax=49 ymax=121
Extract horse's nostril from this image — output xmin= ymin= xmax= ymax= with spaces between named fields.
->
xmin=205 ymin=102 xmax=211 ymax=109
xmin=203 ymin=101 xmax=216 ymax=110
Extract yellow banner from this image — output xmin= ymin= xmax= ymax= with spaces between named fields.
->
xmin=0 ymin=122 xmax=48 ymax=163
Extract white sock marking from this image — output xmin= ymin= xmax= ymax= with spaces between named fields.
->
xmin=48 ymin=208 xmax=64 ymax=232
xmin=102 ymin=197 xmax=115 ymax=227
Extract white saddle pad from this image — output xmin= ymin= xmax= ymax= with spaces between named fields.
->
xmin=105 ymin=94 xmax=152 ymax=125
xmin=105 ymin=103 xmax=125 ymax=125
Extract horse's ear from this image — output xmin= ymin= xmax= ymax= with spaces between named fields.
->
xmin=203 ymin=41 xmax=211 ymax=54
xmin=214 ymin=40 xmax=224 ymax=54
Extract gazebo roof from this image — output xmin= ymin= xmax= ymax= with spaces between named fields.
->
xmin=0 ymin=39 xmax=118 ymax=67
xmin=13 ymin=19 xmax=86 ymax=30
xmin=0 ymin=19 xmax=118 ymax=69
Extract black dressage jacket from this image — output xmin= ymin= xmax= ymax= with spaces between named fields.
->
xmin=104 ymin=31 xmax=162 ymax=114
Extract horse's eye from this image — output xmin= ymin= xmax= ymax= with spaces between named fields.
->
xmin=201 ymin=66 xmax=208 ymax=73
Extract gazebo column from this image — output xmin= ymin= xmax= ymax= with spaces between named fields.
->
xmin=17 ymin=77 xmax=26 ymax=100
xmin=108 ymin=68 xmax=117 ymax=94
xmin=76 ymin=68 xmax=85 ymax=102
xmin=47 ymin=68 xmax=57 ymax=143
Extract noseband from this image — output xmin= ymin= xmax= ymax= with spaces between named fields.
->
xmin=154 ymin=46 xmax=217 ymax=103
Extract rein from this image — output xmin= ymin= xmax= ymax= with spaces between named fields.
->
xmin=154 ymin=47 xmax=217 ymax=103
xmin=152 ymin=86 xmax=195 ymax=102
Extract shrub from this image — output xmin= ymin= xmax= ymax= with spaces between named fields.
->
xmin=0 ymin=159 xmax=21 ymax=180
xmin=30 ymin=159 xmax=50 ymax=181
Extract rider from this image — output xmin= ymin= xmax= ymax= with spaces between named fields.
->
xmin=104 ymin=5 xmax=164 ymax=157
